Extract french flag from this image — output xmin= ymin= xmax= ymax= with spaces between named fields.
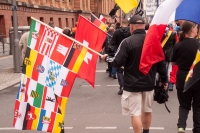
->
xmin=140 ymin=0 xmax=200 ymax=75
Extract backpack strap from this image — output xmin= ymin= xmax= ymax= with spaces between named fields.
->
xmin=164 ymin=102 xmax=171 ymax=113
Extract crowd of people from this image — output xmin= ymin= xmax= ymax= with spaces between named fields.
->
xmin=101 ymin=16 xmax=200 ymax=133
xmin=18 ymin=16 xmax=200 ymax=133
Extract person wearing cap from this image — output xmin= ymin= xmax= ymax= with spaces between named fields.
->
xmin=101 ymin=15 xmax=168 ymax=133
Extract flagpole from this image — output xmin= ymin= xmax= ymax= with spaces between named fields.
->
xmin=31 ymin=17 xmax=103 ymax=57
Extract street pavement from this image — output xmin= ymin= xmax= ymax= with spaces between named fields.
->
xmin=0 ymin=59 xmax=194 ymax=133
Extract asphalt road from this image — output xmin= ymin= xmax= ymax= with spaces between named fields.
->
xmin=0 ymin=61 xmax=194 ymax=133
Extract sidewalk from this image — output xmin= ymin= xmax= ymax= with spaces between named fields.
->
xmin=0 ymin=55 xmax=21 ymax=90
xmin=0 ymin=43 xmax=10 ymax=57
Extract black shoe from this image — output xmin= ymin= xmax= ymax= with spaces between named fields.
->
xmin=106 ymin=69 xmax=109 ymax=73
xmin=112 ymin=75 xmax=117 ymax=79
xmin=169 ymin=88 xmax=173 ymax=91
xmin=118 ymin=89 xmax=123 ymax=95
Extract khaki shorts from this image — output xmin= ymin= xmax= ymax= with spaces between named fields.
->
xmin=121 ymin=90 xmax=154 ymax=116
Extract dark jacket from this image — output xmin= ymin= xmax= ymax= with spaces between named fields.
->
xmin=103 ymin=32 xmax=114 ymax=55
xmin=162 ymin=30 xmax=177 ymax=62
xmin=106 ymin=29 xmax=168 ymax=92
xmin=110 ymin=26 xmax=131 ymax=50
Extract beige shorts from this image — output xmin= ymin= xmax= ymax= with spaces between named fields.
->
xmin=121 ymin=90 xmax=154 ymax=116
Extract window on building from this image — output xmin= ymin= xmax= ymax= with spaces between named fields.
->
xmin=27 ymin=17 xmax=31 ymax=26
xmin=58 ymin=18 xmax=62 ymax=28
xmin=40 ymin=17 xmax=44 ymax=22
xmin=50 ymin=17 xmax=53 ymax=21
xmin=0 ymin=15 xmax=6 ymax=35
xmin=66 ymin=18 xmax=68 ymax=27
xmin=72 ymin=18 xmax=74 ymax=27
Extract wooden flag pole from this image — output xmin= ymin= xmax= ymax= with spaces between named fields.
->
xmin=31 ymin=17 xmax=103 ymax=57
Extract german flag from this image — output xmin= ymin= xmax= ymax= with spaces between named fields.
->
xmin=91 ymin=13 xmax=107 ymax=31
xmin=22 ymin=47 xmax=38 ymax=78
xmin=63 ymin=42 xmax=88 ymax=73
xmin=184 ymin=49 xmax=200 ymax=92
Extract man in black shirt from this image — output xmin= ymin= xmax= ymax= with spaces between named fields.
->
xmin=110 ymin=20 xmax=130 ymax=95
xmin=171 ymin=21 xmax=200 ymax=133
xmin=101 ymin=15 xmax=168 ymax=133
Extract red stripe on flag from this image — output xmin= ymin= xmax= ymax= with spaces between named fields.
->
xmin=47 ymin=112 xmax=56 ymax=132
xmin=61 ymin=71 xmax=77 ymax=97
xmin=34 ymin=25 xmax=46 ymax=51
xmin=41 ymin=86 xmax=47 ymax=109
xmin=67 ymin=48 xmax=81 ymax=70
xmin=26 ymin=106 xmax=35 ymax=130
xmin=13 ymin=100 xmax=20 ymax=126
xmin=24 ymin=78 xmax=30 ymax=102
xmin=32 ymin=53 xmax=44 ymax=81
xmin=139 ymin=24 xmax=166 ymax=74
xmin=93 ymin=19 xmax=101 ymax=27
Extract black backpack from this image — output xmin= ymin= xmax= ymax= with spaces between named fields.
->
xmin=105 ymin=35 xmax=115 ymax=53
xmin=154 ymin=85 xmax=170 ymax=113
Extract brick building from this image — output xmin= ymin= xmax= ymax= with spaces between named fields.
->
xmin=0 ymin=0 xmax=116 ymax=41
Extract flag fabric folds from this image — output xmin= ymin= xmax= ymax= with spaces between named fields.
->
xmin=13 ymin=19 xmax=86 ymax=133
xmin=184 ymin=49 xmax=200 ymax=92
xmin=115 ymin=0 xmax=138 ymax=14
xmin=76 ymin=15 xmax=107 ymax=87
xmin=91 ymin=13 xmax=107 ymax=31
xmin=134 ymin=0 xmax=144 ymax=16
xmin=139 ymin=0 xmax=183 ymax=75
xmin=109 ymin=4 xmax=120 ymax=17
xmin=175 ymin=0 xmax=200 ymax=24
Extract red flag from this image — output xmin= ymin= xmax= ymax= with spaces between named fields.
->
xmin=139 ymin=0 xmax=182 ymax=75
xmin=75 ymin=15 xmax=107 ymax=87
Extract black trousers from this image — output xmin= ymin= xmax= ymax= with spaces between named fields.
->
xmin=177 ymin=80 xmax=200 ymax=133
xmin=117 ymin=68 xmax=124 ymax=89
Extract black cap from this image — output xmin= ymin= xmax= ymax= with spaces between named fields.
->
xmin=129 ymin=15 xmax=145 ymax=24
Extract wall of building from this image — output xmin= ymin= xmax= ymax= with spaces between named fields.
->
xmin=0 ymin=0 xmax=115 ymax=41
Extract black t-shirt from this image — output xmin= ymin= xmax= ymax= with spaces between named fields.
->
xmin=171 ymin=38 xmax=199 ymax=89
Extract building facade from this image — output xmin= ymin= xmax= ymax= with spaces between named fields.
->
xmin=0 ymin=0 xmax=115 ymax=41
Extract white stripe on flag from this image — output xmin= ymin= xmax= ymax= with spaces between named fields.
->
xmin=30 ymin=22 xmax=41 ymax=49
xmin=151 ymin=0 xmax=183 ymax=25
xmin=43 ymin=88 xmax=57 ymax=113
xmin=54 ymin=67 xmax=69 ymax=97
xmin=42 ymin=110 xmax=51 ymax=131
xmin=48 ymin=33 xmax=59 ymax=57
xmin=37 ymin=55 xmax=49 ymax=86
xmin=27 ymin=79 xmax=37 ymax=105
xmin=39 ymin=28 xmax=49 ymax=54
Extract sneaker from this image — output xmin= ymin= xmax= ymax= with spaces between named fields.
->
xmin=169 ymin=88 xmax=173 ymax=91
xmin=178 ymin=128 xmax=185 ymax=133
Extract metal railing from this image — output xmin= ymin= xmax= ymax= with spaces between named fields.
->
xmin=0 ymin=34 xmax=6 ymax=54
